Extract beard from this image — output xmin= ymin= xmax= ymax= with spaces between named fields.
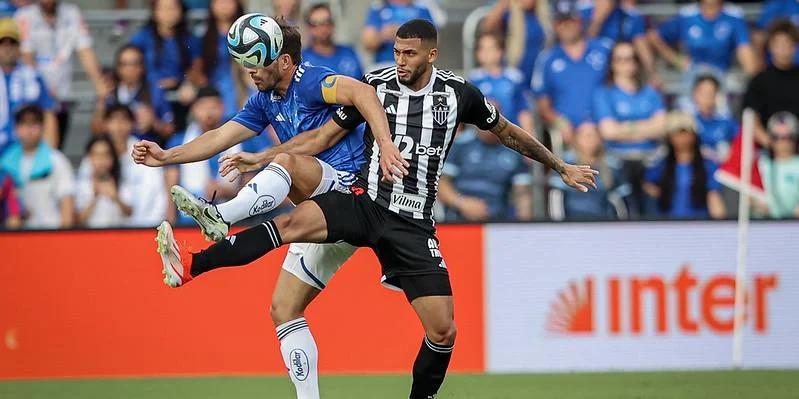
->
xmin=398 ymin=65 xmax=426 ymax=86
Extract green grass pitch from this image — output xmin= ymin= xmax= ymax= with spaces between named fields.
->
xmin=1 ymin=370 xmax=797 ymax=399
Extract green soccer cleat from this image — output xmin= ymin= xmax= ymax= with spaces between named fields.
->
xmin=170 ymin=185 xmax=229 ymax=241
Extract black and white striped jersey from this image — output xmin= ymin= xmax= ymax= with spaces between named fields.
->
xmin=333 ymin=66 xmax=500 ymax=225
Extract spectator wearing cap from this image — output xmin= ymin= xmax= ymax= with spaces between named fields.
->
xmin=165 ymin=87 xmax=241 ymax=225
xmin=0 ymin=168 xmax=21 ymax=228
xmin=361 ymin=0 xmax=436 ymax=67
xmin=757 ymin=111 xmax=799 ymax=219
xmin=301 ymin=3 xmax=363 ymax=79
xmin=14 ymin=0 xmax=106 ymax=145
xmin=482 ymin=0 xmax=551 ymax=89
xmin=0 ymin=17 xmax=56 ymax=155
xmin=469 ymin=32 xmax=534 ymax=134
xmin=648 ymin=0 xmax=759 ymax=81
xmin=592 ymin=40 xmax=665 ymax=217
xmin=743 ymin=20 xmax=799 ymax=148
xmin=532 ymin=0 xmax=612 ymax=148
xmin=691 ymin=74 xmax=737 ymax=164
xmin=438 ymin=126 xmax=532 ymax=222
xmin=579 ymin=0 xmax=657 ymax=84
xmin=644 ymin=112 xmax=726 ymax=220
xmin=0 ymin=105 xmax=74 ymax=229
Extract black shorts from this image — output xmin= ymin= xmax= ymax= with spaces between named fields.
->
xmin=311 ymin=190 xmax=452 ymax=301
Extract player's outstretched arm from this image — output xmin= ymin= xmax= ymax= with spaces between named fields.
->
xmin=218 ymin=118 xmax=351 ymax=178
xmin=324 ymin=75 xmax=409 ymax=182
xmin=131 ymin=121 xmax=256 ymax=167
xmin=489 ymin=116 xmax=599 ymax=193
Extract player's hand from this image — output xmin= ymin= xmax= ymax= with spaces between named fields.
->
xmin=378 ymin=141 xmax=410 ymax=183
xmin=559 ymin=164 xmax=599 ymax=193
xmin=219 ymin=151 xmax=264 ymax=182
xmin=458 ymin=196 xmax=490 ymax=221
xmin=131 ymin=140 xmax=168 ymax=167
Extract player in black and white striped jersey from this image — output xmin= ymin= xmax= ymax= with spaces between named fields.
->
xmin=163 ymin=19 xmax=598 ymax=399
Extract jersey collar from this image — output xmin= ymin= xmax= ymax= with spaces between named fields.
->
xmin=396 ymin=66 xmax=437 ymax=96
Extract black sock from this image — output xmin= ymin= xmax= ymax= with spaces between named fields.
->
xmin=190 ymin=221 xmax=282 ymax=277
xmin=409 ymin=336 xmax=454 ymax=399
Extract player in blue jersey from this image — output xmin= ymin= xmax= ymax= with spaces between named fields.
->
xmin=131 ymin=19 xmax=407 ymax=399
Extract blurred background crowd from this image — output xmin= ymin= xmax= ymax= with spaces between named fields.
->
xmin=0 ymin=0 xmax=797 ymax=230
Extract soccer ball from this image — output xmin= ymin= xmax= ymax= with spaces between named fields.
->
xmin=227 ymin=13 xmax=283 ymax=68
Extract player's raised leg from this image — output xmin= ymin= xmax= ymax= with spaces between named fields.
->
xmin=407 ymin=291 xmax=456 ymax=399
xmin=170 ymin=198 xmax=329 ymax=281
xmin=171 ymin=153 xmax=325 ymax=241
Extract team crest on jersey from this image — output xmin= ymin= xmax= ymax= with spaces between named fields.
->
xmin=432 ymin=94 xmax=450 ymax=125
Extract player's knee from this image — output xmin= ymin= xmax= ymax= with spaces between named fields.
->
xmin=271 ymin=152 xmax=296 ymax=174
xmin=269 ymin=299 xmax=304 ymax=326
xmin=426 ymin=321 xmax=457 ymax=346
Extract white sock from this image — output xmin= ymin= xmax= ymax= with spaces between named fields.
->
xmin=276 ymin=317 xmax=320 ymax=399
xmin=216 ymin=163 xmax=292 ymax=224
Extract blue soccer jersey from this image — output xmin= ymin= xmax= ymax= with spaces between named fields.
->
xmin=757 ymin=0 xmax=799 ymax=30
xmin=531 ymin=39 xmax=612 ymax=127
xmin=469 ymin=68 xmax=528 ymax=125
xmin=656 ymin=4 xmax=750 ymax=72
xmin=593 ymin=83 xmax=665 ymax=154
xmin=232 ymin=63 xmax=365 ymax=173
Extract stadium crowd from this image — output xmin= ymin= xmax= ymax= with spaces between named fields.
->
xmin=0 ymin=0 xmax=798 ymax=230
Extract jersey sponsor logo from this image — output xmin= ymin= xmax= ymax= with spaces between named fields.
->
xmin=432 ymin=94 xmax=450 ymax=125
xmin=275 ymin=113 xmax=286 ymax=122
xmin=225 ymin=235 xmax=237 ymax=245
xmin=393 ymin=135 xmax=444 ymax=158
xmin=484 ymin=98 xmax=497 ymax=125
xmin=385 ymin=104 xmax=397 ymax=115
xmin=391 ymin=192 xmax=425 ymax=213
xmin=289 ymin=348 xmax=310 ymax=381
xmin=428 ymin=238 xmax=442 ymax=258
xmin=250 ymin=195 xmax=276 ymax=216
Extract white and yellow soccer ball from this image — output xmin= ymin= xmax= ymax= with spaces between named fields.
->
xmin=227 ymin=13 xmax=283 ymax=68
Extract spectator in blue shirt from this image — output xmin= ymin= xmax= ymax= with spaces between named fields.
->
xmin=301 ymin=3 xmax=363 ymax=79
xmin=549 ymin=123 xmax=628 ymax=220
xmin=580 ymin=0 xmax=658 ymax=85
xmin=361 ymin=0 xmax=435 ymax=66
xmin=593 ymin=41 xmax=666 ymax=217
xmin=199 ymin=0 xmax=247 ymax=120
xmin=469 ymin=32 xmax=533 ymax=133
xmin=649 ymin=0 xmax=759 ymax=78
xmin=92 ymin=45 xmax=174 ymax=143
xmin=482 ymin=0 xmax=550 ymax=88
xmin=644 ymin=112 xmax=726 ymax=220
xmin=165 ymin=87 xmax=241 ymax=224
xmin=0 ymin=18 xmax=56 ymax=155
xmin=438 ymin=127 xmax=532 ymax=222
xmin=691 ymin=74 xmax=737 ymax=164
xmin=754 ymin=0 xmax=799 ymax=62
xmin=129 ymin=0 xmax=204 ymax=132
xmin=532 ymin=0 xmax=612 ymax=147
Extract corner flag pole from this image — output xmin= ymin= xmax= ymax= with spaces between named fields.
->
xmin=732 ymin=108 xmax=755 ymax=368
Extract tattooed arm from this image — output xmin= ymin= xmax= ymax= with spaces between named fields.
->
xmin=489 ymin=116 xmax=566 ymax=173
xmin=488 ymin=116 xmax=599 ymax=192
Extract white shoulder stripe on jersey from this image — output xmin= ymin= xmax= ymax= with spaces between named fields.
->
xmin=366 ymin=67 xmax=397 ymax=83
